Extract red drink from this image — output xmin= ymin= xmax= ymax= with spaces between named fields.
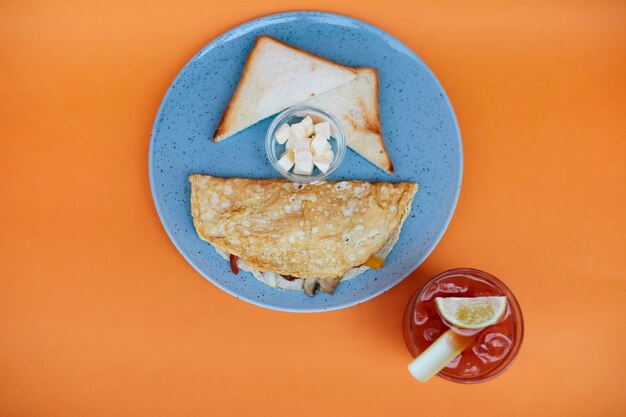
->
xmin=403 ymin=268 xmax=524 ymax=383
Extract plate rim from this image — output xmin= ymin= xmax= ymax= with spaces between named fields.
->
xmin=148 ymin=10 xmax=463 ymax=313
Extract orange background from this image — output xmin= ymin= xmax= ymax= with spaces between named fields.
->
xmin=1 ymin=1 xmax=625 ymax=416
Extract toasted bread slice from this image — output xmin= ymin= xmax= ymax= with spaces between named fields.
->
xmin=213 ymin=35 xmax=357 ymax=142
xmin=305 ymin=68 xmax=394 ymax=173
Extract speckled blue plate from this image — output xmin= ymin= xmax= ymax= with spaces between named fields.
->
xmin=149 ymin=11 xmax=462 ymax=312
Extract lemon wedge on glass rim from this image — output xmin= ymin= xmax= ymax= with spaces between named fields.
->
xmin=407 ymin=296 xmax=508 ymax=382
xmin=435 ymin=296 xmax=507 ymax=330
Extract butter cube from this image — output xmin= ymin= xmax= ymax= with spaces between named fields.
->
xmin=313 ymin=149 xmax=334 ymax=173
xmin=311 ymin=135 xmax=331 ymax=155
xmin=277 ymin=149 xmax=295 ymax=171
xmin=275 ymin=123 xmax=291 ymax=144
xmin=314 ymin=122 xmax=331 ymax=139
xmin=290 ymin=122 xmax=307 ymax=138
xmin=285 ymin=136 xmax=296 ymax=150
xmin=301 ymin=116 xmax=314 ymax=137
xmin=293 ymin=137 xmax=312 ymax=152
xmin=293 ymin=150 xmax=314 ymax=175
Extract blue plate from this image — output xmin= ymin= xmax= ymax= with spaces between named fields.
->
xmin=149 ymin=12 xmax=462 ymax=312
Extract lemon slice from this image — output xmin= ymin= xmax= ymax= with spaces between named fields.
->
xmin=435 ymin=296 xmax=507 ymax=330
xmin=408 ymin=329 xmax=473 ymax=382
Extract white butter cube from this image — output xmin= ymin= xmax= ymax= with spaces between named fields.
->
xmin=285 ymin=136 xmax=296 ymax=150
xmin=301 ymin=116 xmax=314 ymax=137
xmin=313 ymin=149 xmax=334 ymax=173
xmin=293 ymin=150 xmax=314 ymax=175
xmin=314 ymin=122 xmax=331 ymax=139
xmin=319 ymin=149 xmax=334 ymax=160
xmin=293 ymin=137 xmax=312 ymax=152
xmin=290 ymin=122 xmax=307 ymax=138
xmin=277 ymin=149 xmax=295 ymax=171
xmin=311 ymin=135 xmax=331 ymax=155
xmin=275 ymin=123 xmax=291 ymax=144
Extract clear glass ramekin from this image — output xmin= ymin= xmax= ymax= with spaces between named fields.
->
xmin=265 ymin=105 xmax=346 ymax=184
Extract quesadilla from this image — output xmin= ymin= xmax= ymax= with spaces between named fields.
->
xmin=213 ymin=35 xmax=357 ymax=142
xmin=305 ymin=68 xmax=394 ymax=173
xmin=189 ymin=175 xmax=417 ymax=296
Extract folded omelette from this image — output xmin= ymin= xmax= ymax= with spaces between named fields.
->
xmin=189 ymin=175 xmax=417 ymax=296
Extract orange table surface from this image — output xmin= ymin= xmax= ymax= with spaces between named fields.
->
xmin=1 ymin=1 xmax=625 ymax=416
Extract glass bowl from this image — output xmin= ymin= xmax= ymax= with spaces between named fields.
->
xmin=265 ymin=105 xmax=346 ymax=183
xmin=402 ymin=268 xmax=525 ymax=384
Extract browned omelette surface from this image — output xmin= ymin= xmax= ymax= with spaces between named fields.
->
xmin=189 ymin=175 xmax=417 ymax=279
